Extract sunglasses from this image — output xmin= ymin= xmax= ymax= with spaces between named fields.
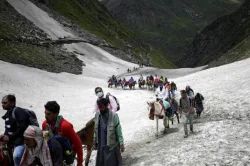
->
xmin=1 ymin=102 xmax=8 ymax=104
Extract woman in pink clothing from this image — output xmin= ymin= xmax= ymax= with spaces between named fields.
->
xmin=94 ymin=87 xmax=118 ymax=113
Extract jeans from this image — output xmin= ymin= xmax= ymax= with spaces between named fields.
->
xmin=183 ymin=114 xmax=193 ymax=135
xmin=171 ymin=90 xmax=176 ymax=98
xmin=13 ymin=144 xmax=25 ymax=166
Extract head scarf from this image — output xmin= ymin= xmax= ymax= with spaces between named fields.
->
xmin=20 ymin=125 xmax=53 ymax=166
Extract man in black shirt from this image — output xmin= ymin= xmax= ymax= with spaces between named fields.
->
xmin=1 ymin=94 xmax=31 ymax=166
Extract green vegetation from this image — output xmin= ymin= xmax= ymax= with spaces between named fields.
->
xmin=47 ymin=0 xmax=134 ymax=48
xmin=208 ymin=36 xmax=250 ymax=68
xmin=102 ymin=0 xmax=244 ymax=63
xmin=0 ymin=41 xmax=83 ymax=74
xmin=149 ymin=49 xmax=176 ymax=68
xmin=45 ymin=0 xmax=172 ymax=68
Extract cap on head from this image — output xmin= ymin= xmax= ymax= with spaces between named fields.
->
xmin=44 ymin=101 xmax=60 ymax=114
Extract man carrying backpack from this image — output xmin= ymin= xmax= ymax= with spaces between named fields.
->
xmin=179 ymin=90 xmax=195 ymax=138
xmin=93 ymin=98 xmax=124 ymax=166
xmin=42 ymin=101 xmax=83 ymax=166
xmin=1 ymin=94 xmax=36 ymax=166
xmin=94 ymin=87 xmax=119 ymax=113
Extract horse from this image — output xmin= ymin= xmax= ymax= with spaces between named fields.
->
xmin=138 ymin=80 xmax=146 ymax=89
xmin=129 ymin=81 xmax=137 ymax=90
xmin=146 ymin=80 xmax=153 ymax=90
xmin=123 ymin=81 xmax=130 ymax=90
xmin=0 ymin=142 xmax=14 ymax=166
xmin=154 ymin=82 xmax=159 ymax=91
xmin=115 ymin=79 xmax=122 ymax=88
xmin=147 ymin=101 xmax=171 ymax=136
xmin=77 ymin=118 xmax=95 ymax=166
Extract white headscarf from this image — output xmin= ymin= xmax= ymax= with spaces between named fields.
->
xmin=20 ymin=125 xmax=53 ymax=166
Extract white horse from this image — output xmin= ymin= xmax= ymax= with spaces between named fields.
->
xmin=147 ymin=101 xmax=170 ymax=136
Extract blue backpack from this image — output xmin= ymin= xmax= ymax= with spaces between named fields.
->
xmin=48 ymin=135 xmax=74 ymax=165
xmin=46 ymin=116 xmax=74 ymax=165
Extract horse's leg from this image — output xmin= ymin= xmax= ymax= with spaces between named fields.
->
xmin=156 ymin=117 xmax=159 ymax=136
xmin=163 ymin=116 xmax=167 ymax=133
xmin=166 ymin=115 xmax=169 ymax=128
xmin=85 ymin=144 xmax=93 ymax=166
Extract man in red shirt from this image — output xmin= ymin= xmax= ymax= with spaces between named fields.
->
xmin=42 ymin=101 xmax=83 ymax=166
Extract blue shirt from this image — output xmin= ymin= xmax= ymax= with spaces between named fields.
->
xmin=162 ymin=100 xmax=170 ymax=110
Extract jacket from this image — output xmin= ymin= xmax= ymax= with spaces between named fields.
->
xmin=94 ymin=95 xmax=118 ymax=113
xmin=179 ymin=97 xmax=194 ymax=114
xmin=2 ymin=107 xmax=30 ymax=146
xmin=154 ymin=77 xmax=159 ymax=83
xmin=42 ymin=118 xmax=83 ymax=165
xmin=155 ymin=87 xmax=168 ymax=100
xmin=93 ymin=110 xmax=124 ymax=151
xmin=129 ymin=78 xmax=134 ymax=83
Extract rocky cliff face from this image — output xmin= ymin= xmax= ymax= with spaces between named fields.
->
xmin=101 ymin=0 xmax=244 ymax=63
xmin=180 ymin=0 xmax=250 ymax=67
xmin=0 ymin=0 xmax=83 ymax=74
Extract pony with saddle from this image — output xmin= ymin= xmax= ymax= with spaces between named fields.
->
xmin=147 ymin=101 xmax=172 ymax=136
xmin=146 ymin=80 xmax=153 ymax=90
xmin=129 ymin=81 xmax=137 ymax=90
xmin=138 ymin=80 xmax=146 ymax=89
xmin=115 ymin=79 xmax=122 ymax=88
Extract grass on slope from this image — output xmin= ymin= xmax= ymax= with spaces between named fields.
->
xmin=208 ymin=36 xmax=250 ymax=68
xmin=47 ymin=0 xmax=134 ymax=48
xmin=46 ymin=0 xmax=173 ymax=68
xmin=0 ymin=22 xmax=82 ymax=74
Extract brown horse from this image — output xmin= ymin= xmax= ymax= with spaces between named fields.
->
xmin=77 ymin=118 xmax=95 ymax=166
xmin=138 ymin=80 xmax=146 ymax=89
xmin=0 ymin=142 xmax=13 ymax=166
xmin=129 ymin=81 xmax=137 ymax=90
xmin=146 ymin=80 xmax=153 ymax=90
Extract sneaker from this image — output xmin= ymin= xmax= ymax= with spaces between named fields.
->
xmin=184 ymin=134 xmax=188 ymax=138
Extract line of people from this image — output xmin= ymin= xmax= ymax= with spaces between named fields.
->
xmin=155 ymin=84 xmax=204 ymax=138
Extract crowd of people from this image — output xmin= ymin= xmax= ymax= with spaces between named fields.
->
xmin=0 ymin=75 xmax=204 ymax=166
xmin=154 ymin=81 xmax=204 ymax=138
xmin=1 ymin=95 xmax=83 ymax=166
xmin=0 ymin=88 xmax=124 ymax=166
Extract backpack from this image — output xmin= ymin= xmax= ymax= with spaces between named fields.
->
xmin=12 ymin=107 xmax=39 ymax=127
xmin=48 ymin=136 xmax=74 ymax=165
xmin=195 ymin=93 xmax=204 ymax=103
xmin=179 ymin=97 xmax=194 ymax=108
xmin=106 ymin=93 xmax=120 ymax=111
xmin=46 ymin=117 xmax=74 ymax=165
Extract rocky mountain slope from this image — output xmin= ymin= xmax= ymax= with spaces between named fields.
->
xmin=31 ymin=0 xmax=175 ymax=68
xmin=1 ymin=0 xmax=176 ymax=73
xmin=0 ymin=1 xmax=83 ymax=74
xmin=180 ymin=0 xmax=250 ymax=67
xmin=101 ymin=0 xmax=244 ymax=63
